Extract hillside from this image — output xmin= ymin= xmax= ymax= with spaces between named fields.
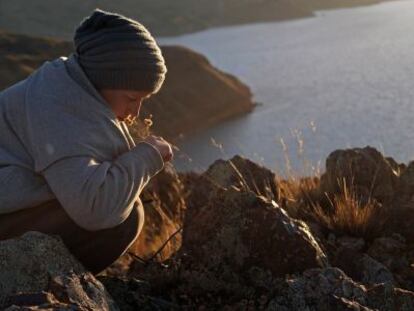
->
xmin=0 ymin=31 xmax=253 ymax=140
xmin=0 ymin=0 xmax=387 ymax=38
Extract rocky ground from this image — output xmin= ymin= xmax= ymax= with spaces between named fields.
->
xmin=2 ymin=146 xmax=414 ymax=310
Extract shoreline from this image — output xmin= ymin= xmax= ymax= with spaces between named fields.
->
xmin=157 ymin=0 xmax=389 ymax=38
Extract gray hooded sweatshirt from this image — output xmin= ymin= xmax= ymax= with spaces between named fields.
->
xmin=0 ymin=55 xmax=164 ymax=230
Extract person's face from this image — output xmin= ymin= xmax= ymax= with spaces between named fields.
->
xmin=99 ymin=89 xmax=152 ymax=122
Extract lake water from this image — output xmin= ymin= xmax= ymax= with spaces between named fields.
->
xmin=160 ymin=1 xmax=414 ymax=174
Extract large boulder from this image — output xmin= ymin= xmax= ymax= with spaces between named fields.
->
xmin=0 ymin=232 xmax=118 ymax=310
xmin=126 ymin=157 xmax=327 ymax=304
xmin=186 ymin=155 xmax=279 ymax=221
xmin=204 ymin=155 xmax=279 ymax=200
xmin=180 ymin=156 xmax=326 ymax=280
xmin=182 ymin=186 xmax=327 ymax=279
xmin=320 ymin=146 xmax=401 ymax=204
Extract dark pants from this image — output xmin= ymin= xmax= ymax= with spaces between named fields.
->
xmin=0 ymin=200 xmax=143 ymax=274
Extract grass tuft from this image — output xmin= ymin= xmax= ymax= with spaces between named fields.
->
xmin=311 ymin=183 xmax=387 ymax=239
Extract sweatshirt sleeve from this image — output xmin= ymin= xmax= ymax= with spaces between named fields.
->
xmin=42 ymin=142 xmax=164 ymax=231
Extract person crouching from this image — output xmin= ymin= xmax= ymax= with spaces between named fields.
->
xmin=0 ymin=9 xmax=173 ymax=274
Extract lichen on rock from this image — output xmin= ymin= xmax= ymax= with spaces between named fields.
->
xmin=0 ymin=232 xmax=118 ymax=310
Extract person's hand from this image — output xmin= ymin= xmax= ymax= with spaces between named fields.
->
xmin=144 ymin=135 xmax=173 ymax=162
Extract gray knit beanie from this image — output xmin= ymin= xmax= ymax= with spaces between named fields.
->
xmin=74 ymin=9 xmax=167 ymax=93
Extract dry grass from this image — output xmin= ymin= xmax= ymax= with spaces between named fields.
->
xmin=312 ymin=183 xmax=386 ymax=238
xmin=139 ymin=121 xmax=389 ymax=240
xmin=207 ymin=128 xmax=387 ymax=239
xmin=275 ymin=129 xmax=323 ymax=219
xmin=274 ymin=129 xmax=388 ymax=239
xmin=277 ymin=176 xmax=319 ymax=216
xmin=274 ymin=172 xmax=387 ymax=239
xmin=275 ymin=157 xmax=388 ymax=240
xmin=127 ymin=115 xmax=154 ymax=142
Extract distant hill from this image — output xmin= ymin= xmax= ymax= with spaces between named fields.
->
xmin=0 ymin=0 xmax=386 ymax=38
xmin=0 ymin=31 xmax=253 ymax=139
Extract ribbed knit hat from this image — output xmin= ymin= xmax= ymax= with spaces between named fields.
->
xmin=74 ymin=9 xmax=167 ymax=93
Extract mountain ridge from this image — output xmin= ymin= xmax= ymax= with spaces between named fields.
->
xmin=0 ymin=0 xmax=387 ymax=38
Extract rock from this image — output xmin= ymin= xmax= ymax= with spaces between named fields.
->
xmin=174 ymin=156 xmax=326 ymax=296
xmin=205 ymin=155 xmax=279 ymax=200
xmin=320 ymin=146 xmax=400 ymax=204
xmin=182 ymin=187 xmax=327 ymax=279
xmin=360 ymin=254 xmax=395 ymax=285
xmin=111 ymin=263 xmax=414 ymax=310
xmin=332 ymin=247 xmax=394 ymax=286
xmin=367 ymin=234 xmax=414 ymax=291
xmin=0 ymin=232 xmax=118 ymax=310
xmin=124 ymin=183 xmax=328 ymax=306
xmin=99 ymin=277 xmax=181 ymax=311
xmin=366 ymin=283 xmax=414 ymax=311
xmin=186 ymin=155 xmax=279 ymax=222
xmin=269 ymin=268 xmax=368 ymax=310
xmin=386 ymin=206 xmax=414 ymax=244
xmin=270 ymin=267 xmax=414 ymax=311
xmin=336 ymin=236 xmax=366 ymax=252
xmin=367 ymin=234 xmax=407 ymax=269
xmin=3 ymin=292 xmax=64 ymax=310
xmin=103 ymin=152 xmax=414 ymax=309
